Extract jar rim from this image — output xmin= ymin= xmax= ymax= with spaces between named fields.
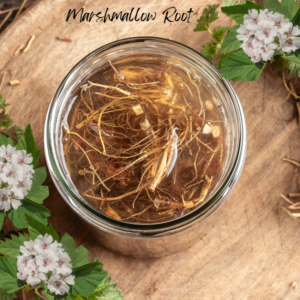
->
xmin=44 ymin=36 xmax=247 ymax=234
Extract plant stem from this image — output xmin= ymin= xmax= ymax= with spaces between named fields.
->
xmin=22 ymin=287 xmax=26 ymax=300
xmin=35 ymin=290 xmax=47 ymax=300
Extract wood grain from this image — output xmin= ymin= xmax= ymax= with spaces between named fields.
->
xmin=1 ymin=0 xmax=300 ymax=299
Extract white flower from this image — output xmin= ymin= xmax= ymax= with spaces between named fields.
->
xmin=20 ymin=240 xmax=37 ymax=257
xmin=237 ymin=24 xmax=254 ymax=42
xmin=56 ymin=252 xmax=72 ymax=275
xmin=0 ymin=189 xmax=11 ymax=211
xmin=17 ymin=256 xmax=33 ymax=271
xmin=273 ymin=13 xmax=291 ymax=35
xmin=257 ymin=41 xmax=278 ymax=61
xmin=12 ymin=178 xmax=32 ymax=198
xmin=0 ymin=163 xmax=23 ymax=186
xmin=0 ymin=145 xmax=17 ymax=162
xmin=36 ymin=249 xmax=59 ymax=273
xmin=251 ymin=52 xmax=262 ymax=63
xmin=22 ymin=164 xmax=34 ymax=179
xmin=24 ymin=265 xmax=47 ymax=286
xmin=12 ymin=150 xmax=33 ymax=166
xmin=18 ymin=235 xmax=75 ymax=295
xmin=47 ymin=271 xmax=75 ymax=295
xmin=51 ymin=240 xmax=63 ymax=255
xmin=0 ymin=189 xmax=21 ymax=211
xmin=17 ymin=270 xmax=27 ymax=281
xmin=255 ymin=20 xmax=277 ymax=44
xmin=279 ymin=25 xmax=300 ymax=53
xmin=34 ymin=234 xmax=54 ymax=252
xmin=258 ymin=9 xmax=274 ymax=22
xmin=244 ymin=9 xmax=259 ymax=30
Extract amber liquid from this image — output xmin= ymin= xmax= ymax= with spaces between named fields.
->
xmin=63 ymin=55 xmax=225 ymax=223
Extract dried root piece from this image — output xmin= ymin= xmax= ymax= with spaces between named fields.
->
xmin=154 ymin=175 xmax=213 ymax=210
xmin=132 ymin=104 xmax=144 ymax=115
xmin=103 ymin=206 xmax=121 ymax=220
xmin=10 ymin=79 xmax=20 ymax=86
xmin=23 ymin=35 xmax=35 ymax=53
xmin=57 ymin=36 xmax=72 ymax=42
xmin=148 ymin=128 xmax=178 ymax=192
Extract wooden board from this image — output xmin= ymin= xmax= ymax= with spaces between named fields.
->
xmin=1 ymin=0 xmax=300 ymax=299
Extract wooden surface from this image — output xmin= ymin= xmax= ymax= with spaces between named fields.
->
xmin=1 ymin=0 xmax=300 ymax=299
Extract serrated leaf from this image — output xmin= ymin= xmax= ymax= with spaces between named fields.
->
xmin=0 ymin=257 xmax=24 ymax=293
xmin=212 ymin=26 xmax=228 ymax=43
xmin=263 ymin=0 xmax=299 ymax=21
xmin=16 ymin=125 xmax=40 ymax=167
xmin=221 ymin=26 xmax=241 ymax=54
xmin=285 ymin=50 xmax=300 ymax=65
xmin=202 ymin=43 xmax=218 ymax=61
xmin=221 ymin=0 xmax=263 ymax=24
xmin=0 ymin=288 xmax=17 ymax=300
xmin=287 ymin=60 xmax=300 ymax=78
xmin=0 ymin=233 xmax=30 ymax=258
xmin=221 ymin=50 xmax=265 ymax=81
xmin=70 ymin=276 xmax=123 ymax=300
xmin=0 ymin=134 xmax=14 ymax=147
xmin=71 ymin=263 xmax=107 ymax=297
xmin=7 ymin=199 xmax=50 ymax=229
xmin=0 ymin=211 xmax=5 ymax=231
xmin=89 ymin=276 xmax=123 ymax=300
xmin=60 ymin=233 xmax=89 ymax=268
xmin=194 ymin=5 xmax=219 ymax=32
xmin=26 ymin=214 xmax=59 ymax=241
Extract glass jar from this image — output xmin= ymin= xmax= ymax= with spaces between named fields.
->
xmin=44 ymin=37 xmax=247 ymax=258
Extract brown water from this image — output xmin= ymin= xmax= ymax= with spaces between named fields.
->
xmin=63 ymin=54 xmax=225 ymax=224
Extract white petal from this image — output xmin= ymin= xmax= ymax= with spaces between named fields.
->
xmin=264 ymin=36 xmax=274 ymax=44
xmin=292 ymin=26 xmax=300 ymax=36
xmin=27 ymin=276 xmax=41 ymax=286
xmin=262 ymin=49 xmax=274 ymax=61
xmin=64 ymin=275 xmax=75 ymax=285
xmin=11 ymin=199 xmax=22 ymax=209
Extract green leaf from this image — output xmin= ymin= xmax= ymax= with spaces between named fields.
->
xmin=7 ymin=199 xmax=50 ymax=229
xmin=61 ymin=233 xmax=76 ymax=264
xmin=221 ymin=0 xmax=246 ymax=7
xmin=287 ymin=60 xmax=300 ymax=78
xmin=0 ymin=233 xmax=30 ymax=258
xmin=194 ymin=5 xmax=219 ymax=32
xmin=71 ymin=263 xmax=107 ymax=297
xmin=60 ymin=233 xmax=89 ymax=268
xmin=202 ymin=43 xmax=218 ymax=61
xmin=263 ymin=0 xmax=299 ymax=21
xmin=0 ymin=134 xmax=14 ymax=147
xmin=211 ymin=26 xmax=228 ymax=43
xmin=0 ymin=211 xmax=5 ymax=231
xmin=70 ymin=276 xmax=123 ymax=300
xmin=221 ymin=0 xmax=263 ymax=24
xmin=26 ymin=214 xmax=59 ymax=241
xmin=0 ymin=288 xmax=17 ymax=300
xmin=31 ymin=167 xmax=48 ymax=188
xmin=89 ymin=276 xmax=123 ymax=300
xmin=221 ymin=26 xmax=242 ymax=54
xmin=16 ymin=125 xmax=40 ymax=167
xmin=215 ymin=53 xmax=231 ymax=69
xmin=221 ymin=50 xmax=265 ymax=81
xmin=0 ymin=257 xmax=24 ymax=293
xmin=25 ymin=186 xmax=49 ymax=204
xmin=285 ymin=50 xmax=300 ymax=65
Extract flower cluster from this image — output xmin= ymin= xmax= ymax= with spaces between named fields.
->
xmin=0 ymin=145 xmax=34 ymax=212
xmin=17 ymin=234 xmax=75 ymax=295
xmin=237 ymin=9 xmax=300 ymax=62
